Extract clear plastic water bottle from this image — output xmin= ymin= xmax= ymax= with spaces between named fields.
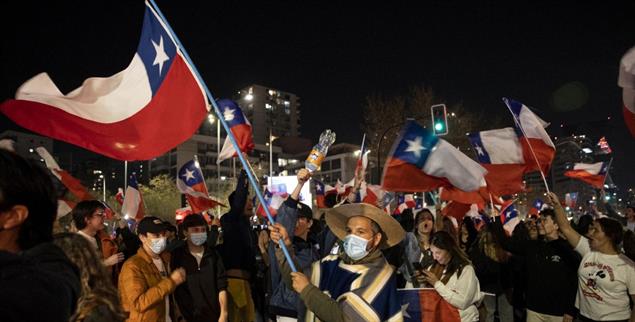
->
xmin=305 ymin=129 xmax=336 ymax=172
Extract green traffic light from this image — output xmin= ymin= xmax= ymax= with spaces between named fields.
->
xmin=435 ymin=123 xmax=444 ymax=131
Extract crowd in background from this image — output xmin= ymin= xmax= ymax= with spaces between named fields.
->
xmin=1 ymin=147 xmax=635 ymax=322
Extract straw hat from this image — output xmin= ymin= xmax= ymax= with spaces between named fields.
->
xmin=325 ymin=203 xmax=406 ymax=248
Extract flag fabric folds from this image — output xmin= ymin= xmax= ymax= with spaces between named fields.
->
xmin=314 ymin=180 xmax=327 ymax=208
xmin=503 ymin=98 xmax=555 ymax=174
xmin=618 ymin=46 xmax=635 ymax=138
xmin=255 ymin=189 xmax=285 ymax=217
xmin=216 ymin=99 xmax=255 ymax=164
xmin=36 ymin=146 xmax=94 ymax=201
xmin=177 ymin=159 xmax=223 ymax=213
xmin=115 ymin=188 xmax=125 ymax=206
xmin=529 ymin=199 xmax=544 ymax=216
xmin=468 ymin=128 xmax=527 ymax=195
xmin=565 ymin=192 xmax=578 ymax=209
xmin=564 ymin=162 xmax=609 ymax=189
xmin=0 ymin=2 xmax=208 ymax=161
xmin=500 ymin=201 xmax=520 ymax=234
xmin=382 ymin=120 xmax=487 ymax=193
xmin=398 ymin=288 xmax=461 ymax=322
xmin=121 ymin=174 xmax=145 ymax=221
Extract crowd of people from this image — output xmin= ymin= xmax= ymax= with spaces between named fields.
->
xmin=1 ymin=147 xmax=635 ymax=322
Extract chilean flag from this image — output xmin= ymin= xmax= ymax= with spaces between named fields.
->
xmin=115 ymin=188 xmax=125 ymax=206
xmin=216 ymin=99 xmax=255 ymax=164
xmin=468 ymin=128 xmax=527 ymax=195
xmin=503 ymin=98 xmax=555 ymax=174
xmin=529 ymin=199 xmax=544 ymax=216
xmin=255 ymin=189 xmax=285 ymax=217
xmin=619 ymin=47 xmax=635 ymax=138
xmin=314 ymin=179 xmax=327 ymax=208
xmin=177 ymin=159 xmax=224 ymax=213
xmin=500 ymin=201 xmax=520 ymax=235
xmin=382 ymin=120 xmax=487 ymax=193
xmin=0 ymin=2 xmax=208 ymax=161
xmin=121 ymin=174 xmax=145 ymax=221
xmin=394 ymin=194 xmax=417 ymax=214
xmin=398 ymin=288 xmax=461 ymax=322
xmin=36 ymin=146 xmax=95 ymax=201
xmin=564 ymin=162 xmax=609 ymax=189
xmin=361 ymin=183 xmax=386 ymax=207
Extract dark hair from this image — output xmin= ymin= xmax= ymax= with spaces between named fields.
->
xmin=53 ymin=233 xmax=126 ymax=321
xmin=324 ymin=193 xmax=338 ymax=208
xmin=575 ymin=214 xmax=593 ymax=236
xmin=399 ymin=209 xmax=415 ymax=232
xmin=182 ymin=214 xmax=208 ymax=231
xmin=623 ymin=230 xmax=635 ymax=262
xmin=0 ymin=149 xmax=57 ymax=250
xmin=540 ymin=208 xmax=556 ymax=221
xmin=430 ymin=231 xmax=471 ymax=281
xmin=72 ymin=200 xmax=105 ymax=230
xmin=596 ymin=217 xmax=623 ymax=251
xmin=461 ymin=216 xmax=478 ymax=251
xmin=165 ymin=222 xmax=177 ymax=233
xmin=414 ymin=209 xmax=434 ymax=230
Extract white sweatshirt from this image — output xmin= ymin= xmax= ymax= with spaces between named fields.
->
xmin=433 ymin=265 xmax=484 ymax=322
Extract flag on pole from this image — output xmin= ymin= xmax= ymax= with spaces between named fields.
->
xmin=255 ymin=189 xmax=285 ymax=217
xmin=468 ymin=128 xmax=527 ymax=195
xmin=115 ymin=188 xmax=125 ymax=206
xmin=618 ymin=46 xmax=635 ymax=138
xmin=564 ymin=162 xmax=609 ymax=189
xmin=314 ymin=180 xmax=327 ymax=208
xmin=503 ymin=98 xmax=555 ymax=174
xmin=0 ymin=2 xmax=208 ymax=161
xmin=529 ymin=199 xmax=544 ymax=216
xmin=382 ymin=120 xmax=487 ymax=192
xmin=36 ymin=147 xmax=94 ymax=201
xmin=177 ymin=159 xmax=224 ymax=213
xmin=216 ymin=99 xmax=255 ymax=164
xmin=500 ymin=201 xmax=520 ymax=234
xmin=121 ymin=174 xmax=145 ymax=221
xmin=398 ymin=289 xmax=461 ymax=322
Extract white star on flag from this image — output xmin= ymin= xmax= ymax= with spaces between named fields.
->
xmin=405 ymin=136 xmax=425 ymax=158
xmin=475 ymin=145 xmax=484 ymax=156
xmin=182 ymin=169 xmax=195 ymax=182
xmin=223 ymin=107 xmax=235 ymax=121
xmin=400 ymin=302 xmax=411 ymax=319
xmin=152 ymin=36 xmax=170 ymax=75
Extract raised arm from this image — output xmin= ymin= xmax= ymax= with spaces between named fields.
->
xmin=546 ymin=192 xmax=580 ymax=248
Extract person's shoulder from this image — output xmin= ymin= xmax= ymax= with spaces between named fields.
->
xmin=617 ymin=254 xmax=635 ymax=269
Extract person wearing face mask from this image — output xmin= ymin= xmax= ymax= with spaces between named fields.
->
xmin=118 ymin=216 xmax=187 ymax=322
xmin=269 ymin=203 xmax=406 ymax=322
xmin=171 ymin=214 xmax=228 ymax=322
xmin=548 ymin=192 xmax=635 ymax=322
xmin=416 ymin=231 xmax=484 ymax=322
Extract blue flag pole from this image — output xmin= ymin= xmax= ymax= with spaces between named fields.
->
xmin=147 ymin=0 xmax=297 ymax=271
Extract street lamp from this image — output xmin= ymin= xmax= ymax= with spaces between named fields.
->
xmin=99 ymin=174 xmax=105 ymax=202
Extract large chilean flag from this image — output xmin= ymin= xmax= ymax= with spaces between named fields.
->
xmin=0 ymin=2 xmax=208 ymax=161
xmin=503 ymin=98 xmax=555 ymax=174
xmin=619 ymin=46 xmax=635 ymax=138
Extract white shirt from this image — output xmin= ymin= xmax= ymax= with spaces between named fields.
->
xmin=77 ymin=230 xmax=98 ymax=250
xmin=626 ymin=221 xmax=635 ymax=232
xmin=433 ymin=265 xmax=483 ymax=322
xmin=151 ymin=257 xmax=172 ymax=322
xmin=190 ymin=249 xmax=204 ymax=266
xmin=574 ymin=237 xmax=635 ymax=321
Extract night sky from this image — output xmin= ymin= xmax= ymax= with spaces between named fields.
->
xmin=2 ymin=1 xmax=634 ymax=190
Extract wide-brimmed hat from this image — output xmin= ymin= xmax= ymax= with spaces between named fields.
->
xmin=325 ymin=203 xmax=406 ymax=248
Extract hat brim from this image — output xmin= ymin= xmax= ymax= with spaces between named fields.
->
xmin=325 ymin=203 xmax=405 ymax=249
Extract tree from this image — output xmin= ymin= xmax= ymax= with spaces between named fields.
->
xmin=139 ymin=174 xmax=181 ymax=223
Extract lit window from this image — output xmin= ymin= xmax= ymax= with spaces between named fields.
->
xmin=265 ymin=103 xmax=272 ymax=110
xmin=284 ymin=100 xmax=290 ymax=107
xmin=278 ymin=158 xmax=288 ymax=167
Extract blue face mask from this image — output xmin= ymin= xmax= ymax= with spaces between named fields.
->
xmin=149 ymin=237 xmax=167 ymax=254
xmin=343 ymin=234 xmax=370 ymax=260
xmin=189 ymin=232 xmax=207 ymax=246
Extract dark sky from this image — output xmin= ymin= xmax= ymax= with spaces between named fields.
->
xmin=2 ymin=1 xmax=634 ymax=190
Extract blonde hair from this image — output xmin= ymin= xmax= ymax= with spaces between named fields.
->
xmin=53 ymin=233 xmax=126 ymax=322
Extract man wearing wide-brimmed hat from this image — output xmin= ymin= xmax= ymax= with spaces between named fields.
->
xmin=269 ymin=202 xmax=405 ymax=322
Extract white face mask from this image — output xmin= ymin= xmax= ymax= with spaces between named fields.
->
xmin=189 ymin=232 xmax=207 ymax=246
xmin=148 ymin=237 xmax=167 ymax=254
xmin=343 ymin=234 xmax=371 ymax=260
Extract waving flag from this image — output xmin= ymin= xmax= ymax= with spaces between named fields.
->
xmin=597 ymin=137 xmax=612 ymax=154
xmin=468 ymin=128 xmax=527 ymax=195
xmin=564 ymin=162 xmax=609 ymax=189
xmin=500 ymin=201 xmax=520 ymax=234
xmin=382 ymin=120 xmax=487 ymax=192
xmin=529 ymin=199 xmax=544 ymax=216
xmin=216 ymin=99 xmax=255 ymax=164
xmin=618 ymin=47 xmax=635 ymax=138
xmin=121 ymin=174 xmax=145 ymax=221
xmin=398 ymin=288 xmax=461 ymax=322
xmin=361 ymin=183 xmax=386 ymax=207
xmin=394 ymin=194 xmax=417 ymax=214
xmin=115 ymin=188 xmax=125 ymax=206
xmin=36 ymin=147 xmax=94 ymax=201
xmin=177 ymin=159 xmax=224 ymax=213
xmin=503 ymin=98 xmax=555 ymax=174
xmin=255 ymin=189 xmax=285 ymax=217
xmin=0 ymin=2 xmax=208 ymax=160
xmin=314 ymin=180 xmax=327 ymax=208
xmin=565 ymin=192 xmax=578 ymax=209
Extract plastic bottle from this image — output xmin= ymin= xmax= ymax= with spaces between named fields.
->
xmin=305 ymin=129 xmax=336 ymax=172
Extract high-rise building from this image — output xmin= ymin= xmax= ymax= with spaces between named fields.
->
xmin=236 ymin=84 xmax=301 ymax=144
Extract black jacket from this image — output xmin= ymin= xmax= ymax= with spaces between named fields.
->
xmin=492 ymin=217 xmax=580 ymax=316
xmin=171 ymin=243 xmax=228 ymax=322
xmin=0 ymin=242 xmax=81 ymax=322
xmin=218 ymin=170 xmax=257 ymax=274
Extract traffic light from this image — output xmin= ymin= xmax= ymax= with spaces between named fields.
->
xmin=430 ymin=104 xmax=448 ymax=136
